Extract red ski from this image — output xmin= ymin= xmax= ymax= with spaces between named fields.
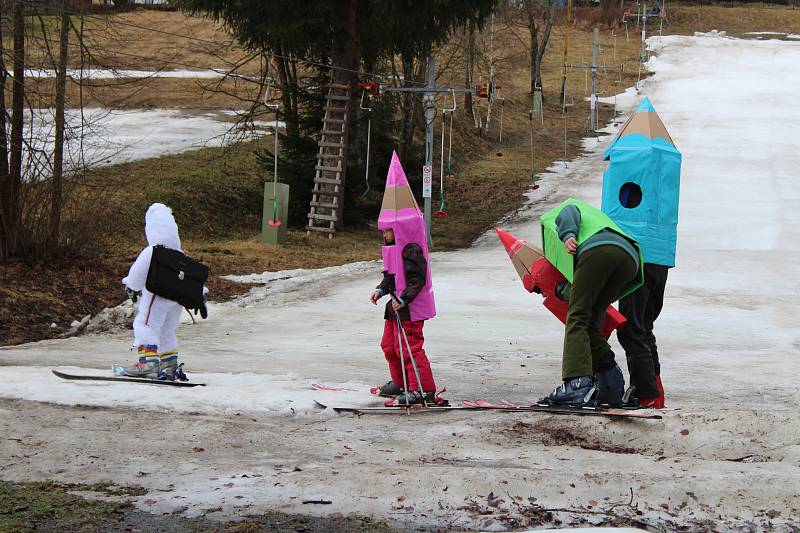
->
xmin=310 ymin=383 xmax=359 ymax=392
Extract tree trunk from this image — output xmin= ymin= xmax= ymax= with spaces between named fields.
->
xmin=331 ymin=0 xmax=359 ymax=228
xmin=464 ymin=19 xmax=477 ymax=127
xmin=482 ymin=13 xmax=495 ymax=138
xmin=335 ymin=0 xmax=359 ymax=85
xmin=534 ymin=1 xmax=556 ymax=99
xmin=398 ymin=51 xmax=416 ymax=162
xmin=528 ymin=0 xmax=538 ymax=95
xmin=274 ymin=50 xmax=299 ymax=143
xmin=51 ymin=0 xmax=70 ymax=245
xmin=0 ymin=1 xmax=10 ymax=260
xmin=6 ymin=0 xmax=25 ymax=258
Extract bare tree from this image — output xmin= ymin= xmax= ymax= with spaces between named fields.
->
xmin=464 ymin=18 xmax=479 ymax=129
xmin=51 ymin=0 xmax=71 ymax=240
xmin=0 ymin=1 xmax=138 ymax=260
xmin=0 ymin=1 xmax=10 ymax=260
xmin=527 ymin=0 xmax=556 ymax=99
xmin=3 ymin=0 xmax=26 ymax=260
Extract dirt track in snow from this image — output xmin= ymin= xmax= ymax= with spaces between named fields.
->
xmin=2 ymin=398 xmax=799 ymax=531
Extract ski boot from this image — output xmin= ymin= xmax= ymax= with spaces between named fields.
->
xmin=655 ymin=374 xmax=665 ymax=408
xmin=387 ymin=390 xmax=436 ymax=407
xmin=539 ymin=376 xmax=597 ymax=406
xmin=371 ymin=381 xmax=403 ymax=397
xmin=121 ymin=345 xmax=161 ymax=379
xmin=172 ymin=363 xmax=189 ymax=382
xmin=156 ymin=350 xmax=179 ymax=381
xmin=594 ymin=363 xmax=625 ymax=406
xmin=631 ymin=375 xmax=665 ymax=408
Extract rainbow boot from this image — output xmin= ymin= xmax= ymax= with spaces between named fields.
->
xmin=120 ymin=345 xmax=182 ymax=380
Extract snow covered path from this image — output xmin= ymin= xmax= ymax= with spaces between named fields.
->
xmin=21 ymin=107 xmax=269 ymax=170
xmin=1 ymin=34 xmax=799 ymax=531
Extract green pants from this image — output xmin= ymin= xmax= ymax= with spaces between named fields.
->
xmin=562 ymin=245 xmax=638 ymax=380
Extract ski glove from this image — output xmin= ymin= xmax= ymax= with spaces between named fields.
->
xmin=194 ymin=293 xmax=208 ymax=319
xmin=125 ymin=287 xmax=141 ymax=303
xmin=555 ymin=281 xmax=572 ymax=302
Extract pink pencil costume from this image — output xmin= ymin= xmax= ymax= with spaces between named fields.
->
xmin=373 ymin=152 xmax=438 ymax=402
xmin=377 ymin=152 xmax=436 ymax=321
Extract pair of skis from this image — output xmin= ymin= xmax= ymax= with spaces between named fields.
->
xmin=312 ymin=386 xmax=662 ymax=419
xmin=50 ymin=374 xmax=663 ymax=420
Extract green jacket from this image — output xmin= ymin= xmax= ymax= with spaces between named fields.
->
xmin=540 ymin=198 xmax=644 ymax=300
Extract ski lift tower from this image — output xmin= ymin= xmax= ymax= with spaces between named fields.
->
xmin=378 ymin=57 xmax=475 ymax=246
xmin=566 ymin=27 xmax=621 ymax=133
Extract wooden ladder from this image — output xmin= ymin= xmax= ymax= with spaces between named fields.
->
xmin=306 ymin=83 xmax=351 ymax=238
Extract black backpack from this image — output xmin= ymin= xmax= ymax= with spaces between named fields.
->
xmin=146 ymin=245 xmax=209 ymax=311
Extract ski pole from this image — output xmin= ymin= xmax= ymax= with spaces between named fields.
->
xmin=393 ymin=306 xmax=409 ymax=408
xmin=395 ymin=313 xmax=424 ymax=405
xmin=393 ymin=301 xmax=426 ymax=405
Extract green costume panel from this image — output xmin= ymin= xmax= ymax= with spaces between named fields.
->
xmin=540 ymin=198 xmax=644 ymax=300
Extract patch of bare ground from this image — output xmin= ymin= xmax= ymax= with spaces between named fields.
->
xmin=498 ymin=410 xmax=800 ymax=464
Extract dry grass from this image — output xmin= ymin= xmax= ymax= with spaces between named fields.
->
xmin=667 ymin=2 xmax=800 ymax=36
xmin=189 ymin=229 xmax=380 ymax=301
xmin=20 ymin=10 xmax=253 ymax=72
xmin=19 ymin=76 xmax=261 ymax=109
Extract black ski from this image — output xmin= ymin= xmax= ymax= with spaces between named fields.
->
xmin=314 ymin=400 xmax=662 ymax=419
xmin=52 ymin=370 xmax=205 ymax=387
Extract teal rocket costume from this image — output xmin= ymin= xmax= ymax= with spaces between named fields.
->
xmin=602 ymin=97 xmax=681 ymax=404
xmin=601 ymin=97 xmax=681 ymax=267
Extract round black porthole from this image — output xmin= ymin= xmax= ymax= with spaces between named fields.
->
xmin=619 ymin=182 xmax=643 ymax=208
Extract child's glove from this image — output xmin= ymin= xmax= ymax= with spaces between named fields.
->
xmin=195 ymin=293 xmax=208 ymax=319
xmin=555 ymin=281 xmax=572 ymax=302
xmin=125 ymin=287 xmax=141 ymax=303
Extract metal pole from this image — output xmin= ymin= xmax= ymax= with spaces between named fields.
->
xmin=360 ymin=92 xmax=372 ymax=196
xmin=563 ymin=111 xmax=568 ymax=167
xmin=423 ymin=56 xmax=435 ymax=247
xmin=440 ymin=106 xmax=446 ymax=201
xmin=498 ymin=97 xmax=504 ymax=145
xmin=529 ymin=99 xmax=535 ymax=180
xmin=274 ymin=110 xmax=278 ymax=187
xmin=613 ymin=29 xmax=617 ymax=61
xmin=447 ymin=112 xmax=454 ymax=168
xmin=589 ymin=28 xmax=600 ymax=131
xmin=591 ymin=28 xmax=599 ymax=132
xmin=639 ymin=1 xmax=648 ymax=88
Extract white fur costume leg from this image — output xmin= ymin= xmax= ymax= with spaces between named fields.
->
xmin=158 ymin=303 xmax=183 ymax=353
xmin=132 ymin=290 xmax=184 ymax=349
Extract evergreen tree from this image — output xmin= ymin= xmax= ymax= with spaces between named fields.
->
xmin=179 ymin=0 xmax=495 ymax=227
